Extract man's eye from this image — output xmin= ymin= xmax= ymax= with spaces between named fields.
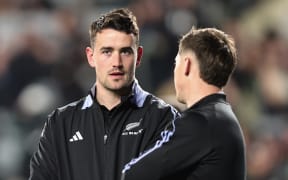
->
xmin=102 ymin=50 xmax=111 ymax=55
xmin=121 ymin=49 xmax=133 ymax=55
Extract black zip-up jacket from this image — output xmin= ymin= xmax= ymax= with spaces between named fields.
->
xmin=29 ymin=82 xmax=179 ymax=180
xmin=122 ymin=93 xmax=246 ymax=180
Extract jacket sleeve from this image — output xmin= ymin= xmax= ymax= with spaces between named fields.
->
xmin=147 ymin=104 xmax=180 ymax=150
xmin=122 ymin=113 xmax=211 ymax=180
xmin=29 ymin=111 xmax=58 ymax=180
xmin=121 ymin=104 xmax=181 ymax=178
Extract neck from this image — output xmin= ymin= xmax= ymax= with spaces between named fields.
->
xmin=185 ymin=83 xmax=221 ymax=108
xmin=96 ymin=84 xmax=132 ymax=110
xmin=97 ymin=91 xmax=121 ymax=110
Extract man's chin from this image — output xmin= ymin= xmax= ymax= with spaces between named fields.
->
xmin=107 ymin=83 xmax=132 ymax=94
xmin=176 ymin=96 xmax=185 ymax=104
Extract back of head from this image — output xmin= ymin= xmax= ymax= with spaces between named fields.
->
xmin=179 ymin=27 xmax=237 ymax=88
xmin=89 ymin=8 xmax=139 ymax=48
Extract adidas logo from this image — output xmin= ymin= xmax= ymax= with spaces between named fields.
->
xmin=69 ymin=131 xmax=84 ymax=142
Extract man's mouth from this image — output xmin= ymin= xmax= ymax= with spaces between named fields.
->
xmin=110 ymin=72 xmax=125 ymax=76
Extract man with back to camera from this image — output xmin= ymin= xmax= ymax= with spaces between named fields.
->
xmin=29 ymin=8 xmax=179 ymax=180
xmin=122 ymin=27 xmax=246 ymax=180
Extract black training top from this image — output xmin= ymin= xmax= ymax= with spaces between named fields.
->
xmin=122 ymin=93 xmax=246 ymax=180
xmin=29 ymin=81 xmax=179 ymax=180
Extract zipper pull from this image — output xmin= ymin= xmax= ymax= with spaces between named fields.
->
xmin=104 ymin=134 xmax=108 ymax=144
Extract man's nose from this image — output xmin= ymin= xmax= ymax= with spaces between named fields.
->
xmin=112 ymin=53 xmax=123 ymax=67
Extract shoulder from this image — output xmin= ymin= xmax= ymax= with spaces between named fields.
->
xmin=182 ymin=102 xmax=238 ymax=131
xmin=179 ymin=109 xmax=209 ymax=130
xmin=183 ymin=101 xmax=243 ymax=147
xmin=147 ymin=94 xmax=175 ymax=109
xmin=145 ymin=94 xmax=179 ymax=115
xmin=47 ymin=96 xmax=87 ymax=122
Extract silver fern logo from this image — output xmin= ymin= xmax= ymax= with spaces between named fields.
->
xmin=125 ymin=118 xmax=142 ymax=131
xmin=122 ymin=118 xmax=143 ymax=136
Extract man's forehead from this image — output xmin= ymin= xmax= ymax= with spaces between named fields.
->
xmin=96 ymin=29 xmax=135 ymax=39
xmin=94 ymin=42 xmax=136 ymax=50
xmin=94 ymin=29 xmax=137 ymax=48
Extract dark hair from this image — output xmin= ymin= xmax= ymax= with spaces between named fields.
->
xmin=179 ymin=27 xmax=237 ymax=88
xmin=89 ymin=8 xmax=139 ymax=48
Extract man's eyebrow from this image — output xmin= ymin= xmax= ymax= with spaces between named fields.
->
xmin=120 ymin=47 xmax=134 ymax=51
xmin=100 ymin=47 xmax=113 ymax=51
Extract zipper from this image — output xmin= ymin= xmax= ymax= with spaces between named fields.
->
xmin=104 ymin=134 xmax=108 ymax=144
xmin=103 ymin=123 xmax=110 ymax=180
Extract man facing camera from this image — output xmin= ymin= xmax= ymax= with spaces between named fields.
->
xmin=29 ymin=8 xmax=179 ymax=180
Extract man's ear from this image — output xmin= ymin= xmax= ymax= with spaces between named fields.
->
xmin=86 ymin=47 xmax=95 ymax=67
xmin=136 ymin=46 xmax=143 ymax=66
xmin=184 ymin=57 xmax=191 ymax=76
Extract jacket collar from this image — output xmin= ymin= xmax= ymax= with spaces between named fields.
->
xmin=82 ymin=80 xmax=149 ymax=110
xmin=188 ymin=93 xmax=227 ymax=110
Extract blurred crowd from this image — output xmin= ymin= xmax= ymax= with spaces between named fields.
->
xmin=0 ymin=0 xmax=288 ymax=179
